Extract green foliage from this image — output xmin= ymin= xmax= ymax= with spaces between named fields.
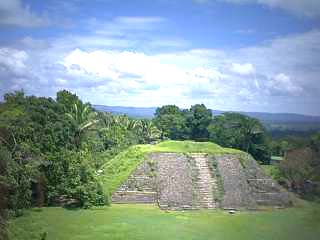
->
xmin=153 ymin=105 xmax=269 ymax=163
xmin=270 ymin=140 xmax=290 ymax=156
xmin=208 ymin=112 xmax=271 ymax=164
xmin=3 ymin=143 xmax=41 ymax=215
xmin=98 ymin=113 xmax=140 ymax=151
xmin=154 ymin=104 xmax=212 ymax=141
xmin=185 ymin=104 xmax=212 ymax=140
xmin=0 ymin=90 xmax=111 ymax=214
xmin=154 ymin=105 xmax=188 ymax=140
xmin=66 ymin=102 xmax=98 ymax=148
xmin=262 ymin=165 xmax=282 ymax=182
xmin=137 ymin=119 xmax=161 ymax=143
xmin=46 ymin=150 xmax=107 ymax=208
xmin=56 ymin=90 xmax=81 ymax=113
xmin=0 ymin=147 xmax=9 ymax=240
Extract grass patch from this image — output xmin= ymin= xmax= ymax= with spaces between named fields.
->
xmin=8 ymin=204 xmax=320 ymax=240
xmin=209 ymin=156 xmax=225 ymax=203
xmin=100 ymin=140 xmax=241 ymax=195
xmin=152 ymin=140 xmax=240 ymax=154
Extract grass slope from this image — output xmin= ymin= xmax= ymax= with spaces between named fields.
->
xmin=9 ymin=204 xmax=320 ymax=240
xmin=100 ymin=140 xmax=241 ymax=194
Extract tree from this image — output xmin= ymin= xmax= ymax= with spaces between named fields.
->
xmin=66 ymin=103 xmax=98 ymax=148
xmin=271 ymin=139 xmax=293 ymax=157
xmin=138 ymin=119 xmax=161 ymax=143
xmin=266 ymin=133 xmax=320 ymax=197
xmin=56 ymin=90 xmax=81 ymax=113
xmin=154 ymin=105 xmax=188 ymax=140
xmin=208 ymin=112 xmax=271 ymax=163
xmin=279 ymin=146 xmax=319 ymax=195
xmin=0 ymin=90 xmax=109 ymax=212
xmin=186 ymin=104 xmax=212 ymax=141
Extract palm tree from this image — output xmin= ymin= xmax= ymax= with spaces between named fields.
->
xmin=139 ymin=119 xmax=161 ymax=143
xmin=66 ymin=103 xmax=99 ymax=148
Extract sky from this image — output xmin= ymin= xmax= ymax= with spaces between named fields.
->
xmin=0 ymin=0 xmax=320 ymax=115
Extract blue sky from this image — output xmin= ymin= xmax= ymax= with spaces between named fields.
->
xmin=0 ymin=0 xmax=320 ymax=115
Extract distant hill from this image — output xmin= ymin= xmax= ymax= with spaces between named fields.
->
xmin=93 ymin=105 xmax=320 ymax=132
xmin=94 ymin=105 xmax=156 ymax=119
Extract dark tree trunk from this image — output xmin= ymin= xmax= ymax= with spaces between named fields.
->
xmin=36 ymin=175 xmax=45 ymax=208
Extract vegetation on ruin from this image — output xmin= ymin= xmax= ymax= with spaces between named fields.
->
xmin=100 ymin=140 xmax=241 ymax=195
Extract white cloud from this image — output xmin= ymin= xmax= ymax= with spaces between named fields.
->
xmin=267 ymin=73 xmax=302 ymax=95
xmin=1 ymin=26 xmax=320 ymax=114
xmin=0 ymin=0 xmax=49 ymax=27
xmin=220 ymin=0 xmax=320 ymax=18
xmin=62 ymin=49 xmax=217 ymax=93
xmin=0 ymin=48 xmax=28 ymax=76
xmin=230 ymin=63 xmax=255 ymax=75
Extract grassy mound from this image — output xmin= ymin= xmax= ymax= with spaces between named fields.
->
xmin=100 ymin=140 xmax=241 ymax=195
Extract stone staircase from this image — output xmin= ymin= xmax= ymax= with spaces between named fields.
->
xmin=192 ymin=154 xmax=217 ymax=209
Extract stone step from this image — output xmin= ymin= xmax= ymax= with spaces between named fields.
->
xmin=112 ymin=191 xmax=157 ymax=204
xmin=192 ymin=154 xmax=218 ymax=209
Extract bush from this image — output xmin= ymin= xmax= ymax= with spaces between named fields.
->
xmin=47 ymin=150 xmax=108 ymax=208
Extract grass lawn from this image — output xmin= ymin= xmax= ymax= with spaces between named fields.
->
xmin=8 ymin=204 xmax=320 ymax=240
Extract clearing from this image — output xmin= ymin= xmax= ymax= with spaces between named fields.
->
xmin=9 ymin=203 xmax=320 ymax=240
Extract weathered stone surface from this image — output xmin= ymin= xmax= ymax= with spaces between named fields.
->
xmin=112 ymin=191 xmax=157 ymax=203
xmin=112 ymin=152 xmax=291 ymax=209
xmin=112 ymin=158 xmax=157 ymax=204
xmin=215 ymin=154 xmax=291 ymax=209
xmin=241 ymin=154 xmax=291 ymax=207
xmin=215 ymin=154 xmax=257 ymax=209
xmin=150 ymin=153 xmax=197 ymax=210
xmin=117 ymin=160 xmax=157 ymax=192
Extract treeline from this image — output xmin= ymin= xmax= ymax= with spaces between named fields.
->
xmin=153 ymin=104 xmax=271 ymax=164
xmin=0 ymin=90 xmax=160 ymax=219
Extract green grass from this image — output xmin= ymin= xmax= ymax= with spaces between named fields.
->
xmin=8 ymin=204 xmax=320 ymax=240
xmin=262 ymin=165 xmax=277 ymax=175
xmin=152 ymin=140 xmax=240 ymax=154
xmin=100 ymin=140 xmax=241 ymax=194
xmin=262 ymin=165 xmax=282 ymax=181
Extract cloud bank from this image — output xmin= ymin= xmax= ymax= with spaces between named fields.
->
xmin=1 ymin=23 xmax=319 ymax=114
